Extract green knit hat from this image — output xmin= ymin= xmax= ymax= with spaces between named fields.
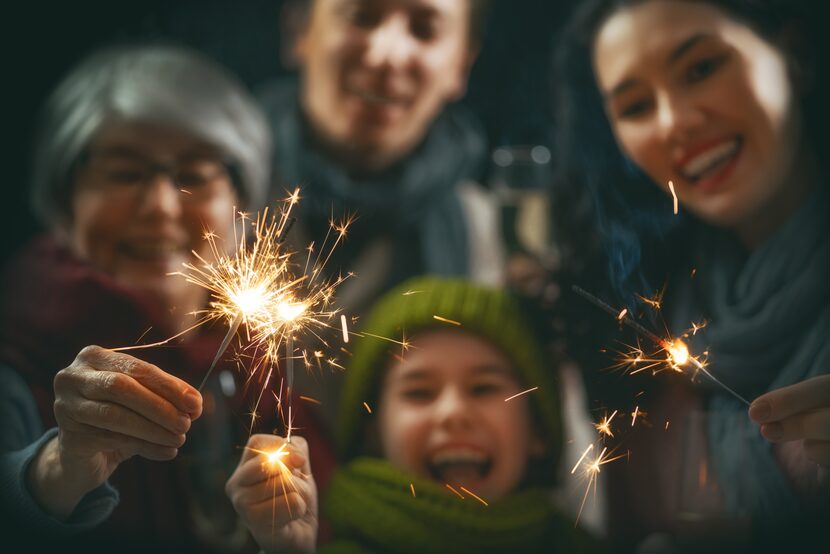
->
xmin=338 ymin=276 xmax=562 ymax=481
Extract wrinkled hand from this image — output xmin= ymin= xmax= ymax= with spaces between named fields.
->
xmin=226 ymin=434 xmax=317 ymax=554
xmin=29 ymin=345 xmax=202 ymax=519
xmin=749 ymin=375 xmax=830 ymax=466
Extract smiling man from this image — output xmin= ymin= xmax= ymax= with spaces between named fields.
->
xmin=258 ymin=0 xmax=501 ymax=323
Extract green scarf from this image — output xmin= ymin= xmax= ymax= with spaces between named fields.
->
xmin=320 ymin=458 xmax=592 ymax=554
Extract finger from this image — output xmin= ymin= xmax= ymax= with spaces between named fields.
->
xmin=60 ymin=421 xmax=179 ymax=461
xmin=77 ymin=346 xmax=202 ymax=417
xmin=71 ymin=369 xmax=191 ymax=435
xmin=231 ymin=472 xmax=311 ymax=508
xmin=232 ymin=449 xmax=307 ymax=489
xmin=240 ymin=434 xmax=290 ymax=463
xmin=760 ymin=409 xmax=830 ymax=442
xmin=803 ymin=439 xmax=830 ymax=465
xmin=749 ymin=375 xmax=830 ymax=423
xmin=64 ymin=398 xmax=186 ymax=448
xmin=240 ymin=493 xmax=309 ymax=528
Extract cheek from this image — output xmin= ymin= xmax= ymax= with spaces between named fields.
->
xmin=70 ymin=192 xmax=128 ymax=260
xmin=615 ymin=122 xmax=668 ymax=178
xmin=379 ymin=406 xmax=428 ymax=467
xmin=184 ymin=194 xmax=237 ymax=250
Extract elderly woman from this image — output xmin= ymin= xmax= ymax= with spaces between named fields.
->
xmin=0 ymin=44 xmax=332 ymax=552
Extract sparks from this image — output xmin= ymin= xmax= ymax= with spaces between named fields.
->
xmin=299 ymin=395 xmax=321 ymax=405
xmin=363 ymin=401 xmax=372 ymax=414
xmin=631 ymin=406 xmax=644 ymax=426
xmin=572 ymin=286 xmax=751 ymax=406
xmin=668 ymin=180 xmax=679 ymax=215
xmin=574 ymin=444 xmax=627 ymax=524
xmin=340 ymin=314 xmax=349 ymax=343
xmin=445 ymin=484 xmax=465 ymax=499
xmin=594 ymin=410 xmax=618 ymax=438
xmin=432 ymin=315 xmax=462 ymax=326
xmin=410 ymin=483 xmax=416 ymax=498
xmin=504 ymin=386 xmax=539 ymax=402
xmin=617 ymin=308 xmax=628 ymax=321
xmin=459 ymin=486 xmax=489 ymax=506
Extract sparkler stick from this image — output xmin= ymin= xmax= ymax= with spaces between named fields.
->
xmin=286 ymin=335 xmax=294 ymax=443
xmin=198 ymin=311 xmax=243 ymax=391
xmin=572 ymin=285 xmax=750 ymax=406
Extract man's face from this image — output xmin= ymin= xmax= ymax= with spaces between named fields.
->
xmin=296 ymin=0 xmax=474 ymax=170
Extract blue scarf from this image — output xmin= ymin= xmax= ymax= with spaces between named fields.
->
xmin=669 ymin=186 xmax=830 ymax=523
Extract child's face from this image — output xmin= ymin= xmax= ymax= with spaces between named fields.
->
xmin=377 ymin=330 xmax=544 ymax=500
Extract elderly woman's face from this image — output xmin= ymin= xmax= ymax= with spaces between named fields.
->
xmin=69 ymin=121 xmax=238 ymax=307
xmin=296 ymin=0 xmax=473 ymax=168
xmin=593 ymin=1 xmax=804 ymax=243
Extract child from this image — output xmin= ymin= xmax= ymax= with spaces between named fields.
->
xmin=226 ymin=276 xmax=594 ymax=553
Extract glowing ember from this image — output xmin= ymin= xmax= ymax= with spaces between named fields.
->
xmin=504 ymin=386 xmax=539 ymax=402
xmin=665 ymin=338 xmax=690 ymax=368
xmin=668 ymin=180 xmax=679 ymax=215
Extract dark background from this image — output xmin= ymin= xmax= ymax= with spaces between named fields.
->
xmin=2 ymin=0 xmax=574 ymax=268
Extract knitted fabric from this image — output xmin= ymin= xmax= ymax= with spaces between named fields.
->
xmin=320 ymin=457 xmax=586 ymax=554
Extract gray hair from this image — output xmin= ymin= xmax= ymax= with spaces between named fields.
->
xmin=31 ymin=43 xmax=271 ymax=226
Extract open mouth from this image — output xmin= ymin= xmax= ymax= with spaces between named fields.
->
xmin=426 ymin=447 xmax=493 ymax=484
xmin=346 ymin=85 xmax=409 ymax=106
xmin=118 ymin=242 xmax=185 ymax=261
xmin=679 ymin=137 xmax=742 ymax=184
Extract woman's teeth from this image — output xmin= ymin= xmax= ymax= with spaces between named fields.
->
xmin=680 ymin=138 xmax=741 ymax=181
xmin=427 ymin=448 xmax=492 ymax=483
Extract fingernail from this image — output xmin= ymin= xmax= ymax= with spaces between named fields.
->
xmin=184 ymin=389 xmax=202 ymax=409
xmin=763 ymin=422 xmax=783 ymax=441
xmin=749 ymin=400 xmax=771 ymax=422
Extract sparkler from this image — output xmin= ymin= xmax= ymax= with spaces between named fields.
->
xmin=572 ymin=286 xmax=750 ymax=406
xmin=171 ymin=189 xmax=356 ymax=419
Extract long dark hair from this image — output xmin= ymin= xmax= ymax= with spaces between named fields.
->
xmin=551 ymin=0 xmax=826 ymax=307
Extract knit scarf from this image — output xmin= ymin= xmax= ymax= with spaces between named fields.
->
xmin=320 ymin=457 xmax=588 ymax=554
xmin=261 ymin=79 xmax=487 ymax=280
xmin=668 ymin=186 xmax=830 ymax=521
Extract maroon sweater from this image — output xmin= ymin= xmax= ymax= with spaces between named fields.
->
xmin=0 ymin=235 xmax=336 ymax=552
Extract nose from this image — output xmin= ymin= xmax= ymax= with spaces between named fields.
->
xmin=138 ymin=174 xmax=182 ymax=219
xmin=434 ymin=387 xmax=474 ymax=431
xmin=363 ymin=15 xmax=417 ymax=70
xmin=656 ymin=91 xmax=706 ymax=143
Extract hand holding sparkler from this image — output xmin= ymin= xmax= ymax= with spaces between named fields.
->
xmin=226 ymin=434 xmax=318 ymax=554
xmin=28 ymin=346 xmax=202 ymax=520
xmin=749 ymin=375 xmax=830 ymax=466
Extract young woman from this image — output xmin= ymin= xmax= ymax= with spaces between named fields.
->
xmin=553 ymin=0 xmax=829 ymax=549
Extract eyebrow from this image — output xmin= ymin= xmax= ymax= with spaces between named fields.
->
xmin=666 ymin=32 xmax=713 ymax=67
xmin=606 ymin=32 xmax=716 ymax=100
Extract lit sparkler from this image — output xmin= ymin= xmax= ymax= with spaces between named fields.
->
xmin=572 ymin=286 xmax=750 ymax=406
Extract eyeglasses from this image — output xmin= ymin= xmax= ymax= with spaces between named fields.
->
xmin=80 ymin=150 xmax=235 ymax=198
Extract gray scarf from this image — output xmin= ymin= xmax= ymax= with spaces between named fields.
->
xmin=259 ymin=79 xmax=487 ymax=279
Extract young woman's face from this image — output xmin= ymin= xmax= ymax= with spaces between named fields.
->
xmin=69 ymin=120 xmax=238 ymax=311
xmin=377 ymin=330 xmax=543 ymax=501
xmin=296 ymin=0 xmax=473 ymax=169
xmin=593 ymin=0 xmax=805 ymax=243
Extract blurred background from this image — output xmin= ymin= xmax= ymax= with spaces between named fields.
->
xmin=2 ymin=0 xmax=577 ymax=268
